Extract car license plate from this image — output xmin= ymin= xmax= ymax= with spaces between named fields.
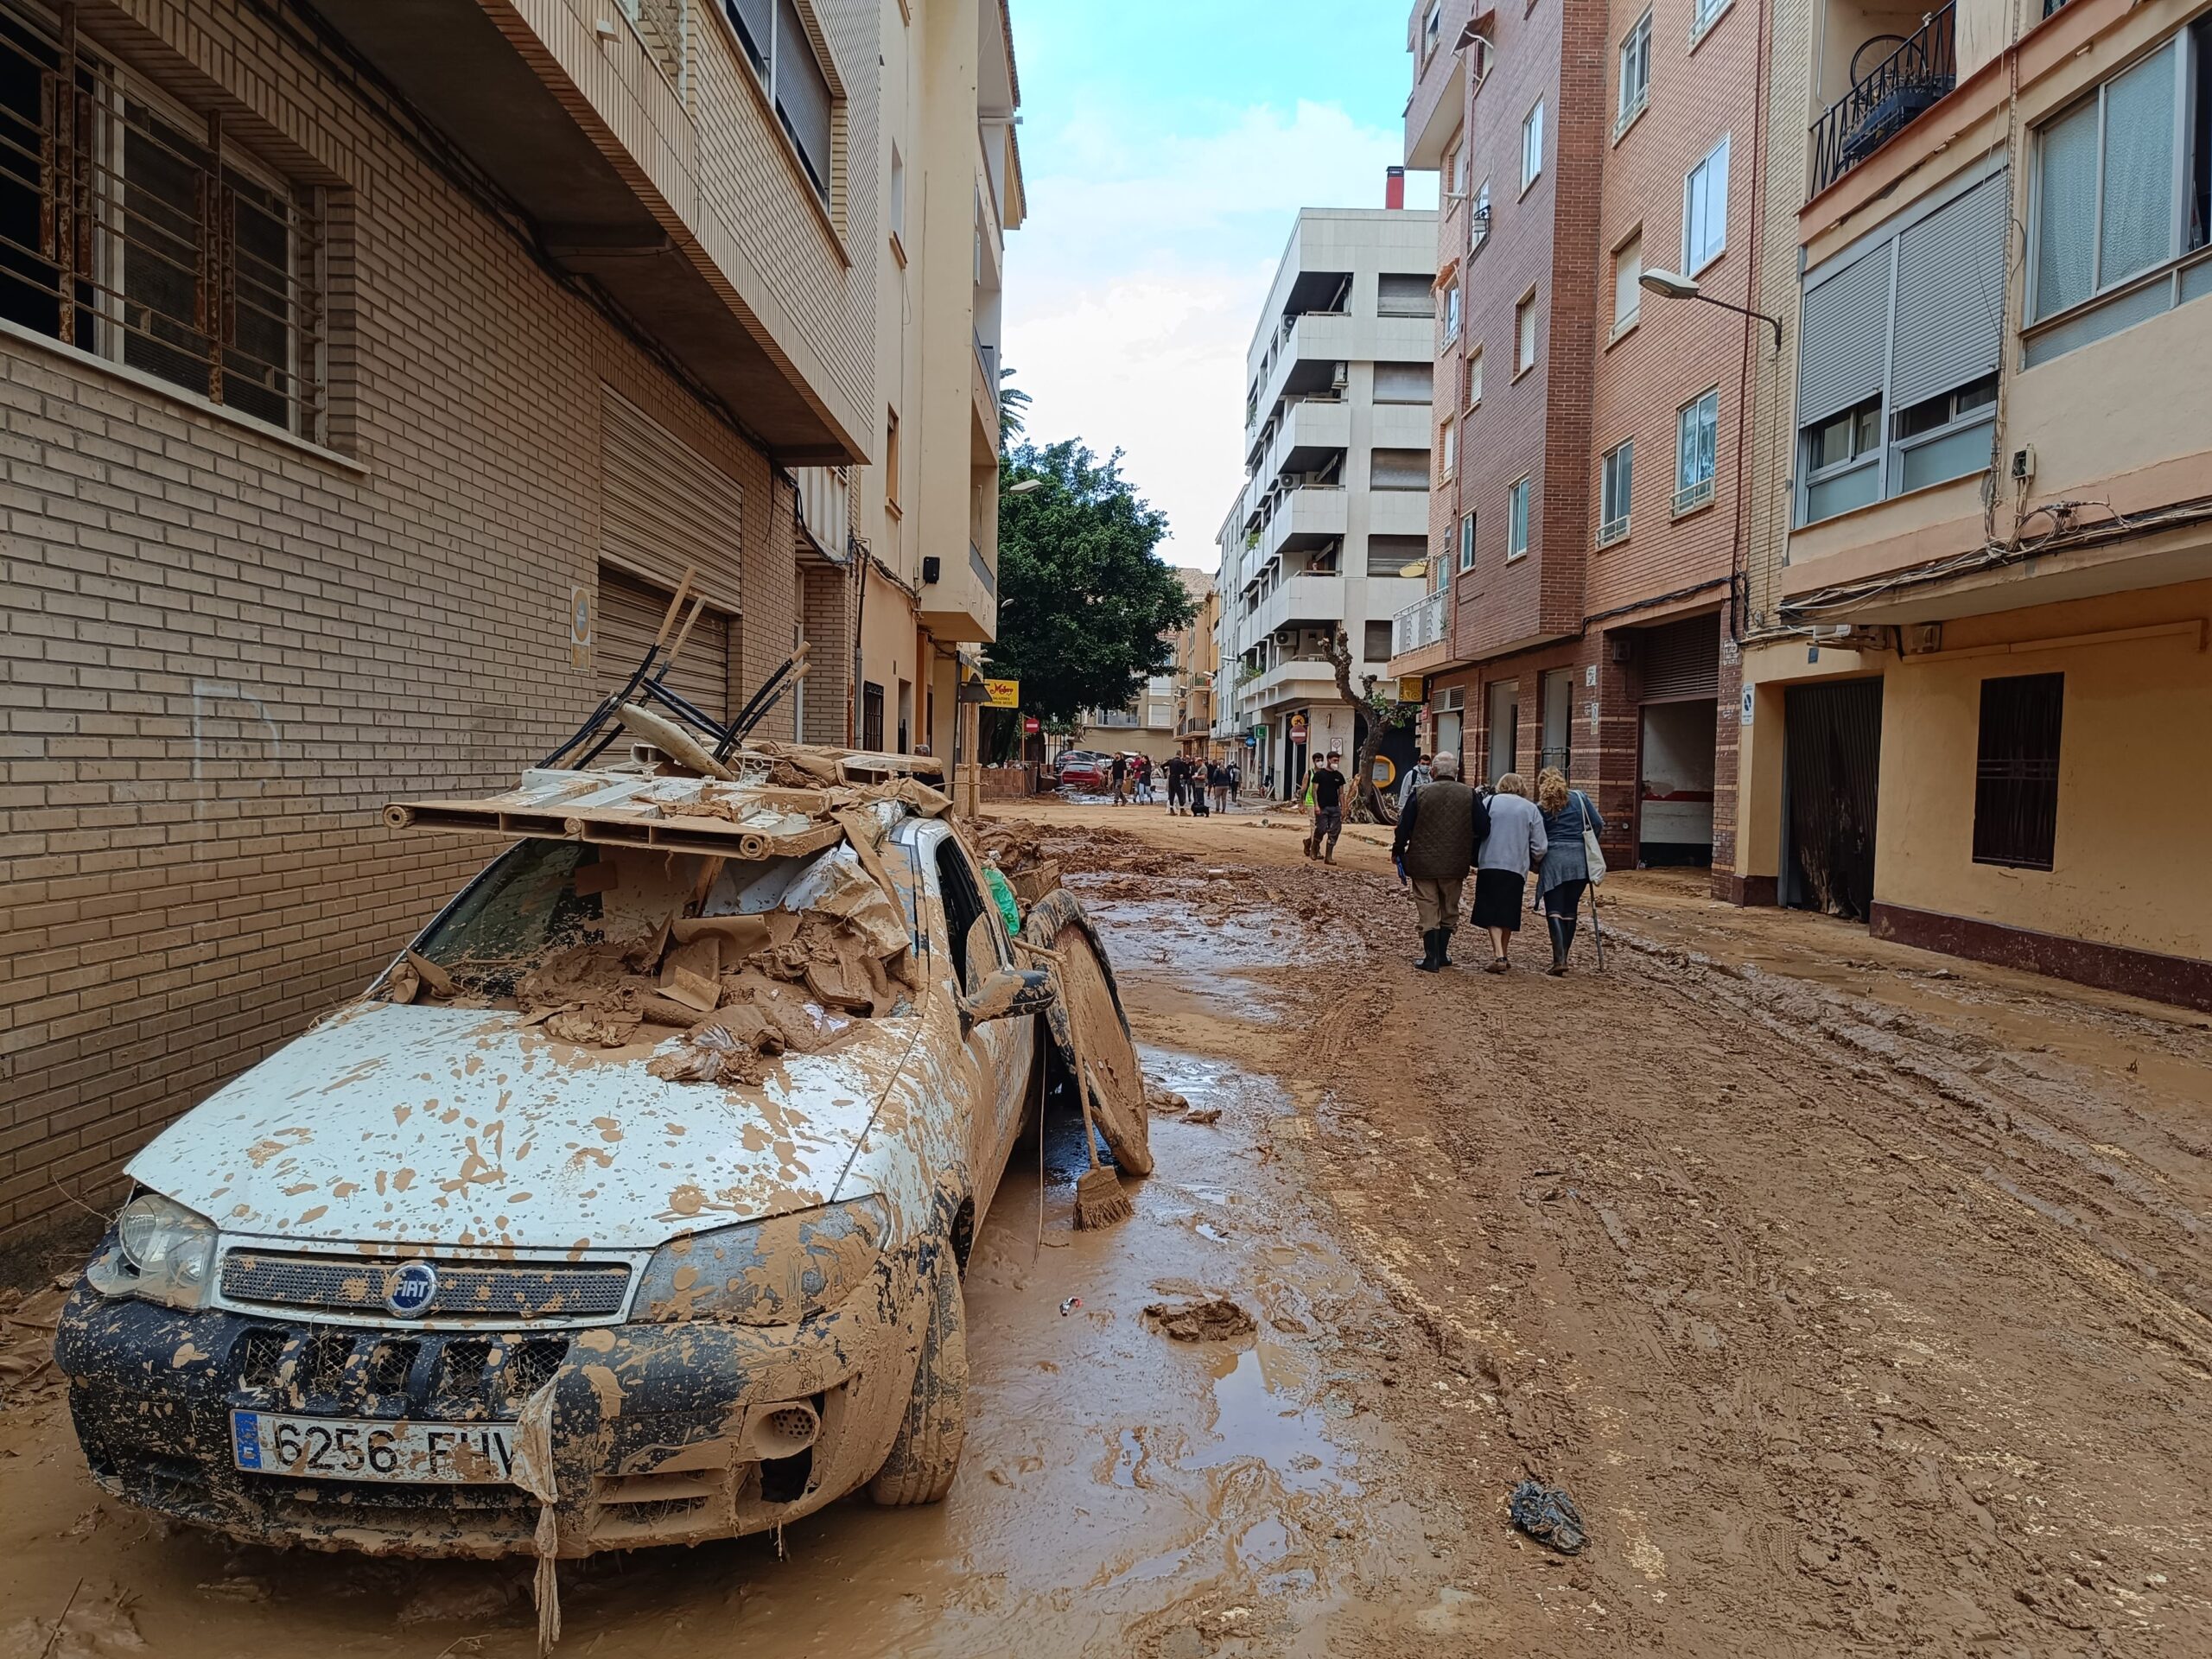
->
xmin=231 ymin=1411 xmax=517 ymax=1484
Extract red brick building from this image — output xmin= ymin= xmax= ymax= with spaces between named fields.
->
xmin=1395 ymin=0 xmax=1768 ymax=875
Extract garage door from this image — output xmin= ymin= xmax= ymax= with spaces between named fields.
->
xmin=598 ymin=564 xmax=732 ymax=723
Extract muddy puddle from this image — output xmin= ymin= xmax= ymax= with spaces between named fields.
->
xmin=0 ymin=904 xmax=1454 ymax=1659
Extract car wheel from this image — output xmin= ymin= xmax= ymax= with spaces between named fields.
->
xmin=867 ymin=1243 xmax=968 ymax=1506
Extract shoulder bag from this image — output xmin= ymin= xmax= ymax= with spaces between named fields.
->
xmin=1577 ymin=791 xmax=1606 ymax=886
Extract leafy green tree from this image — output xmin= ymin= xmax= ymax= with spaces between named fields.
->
xmin=988 ymin=439 xmax=1193 ymax=728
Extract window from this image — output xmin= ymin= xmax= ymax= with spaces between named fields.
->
xmin=1522 ymin=99 xmax=1545 ymax=190
xmin=1364 ymin=620 xmax=1394 ymax=661
xmin=1441 ymin=280 xmax=1462 ymax=340
xmin=1973 ymin=674 xmax=2063 ymax=870
xmin=888 ymin=143 xmax=906 ymax=246
xmin=1599 ymin=441 xmax=1633 ymax=545
xmin=1440 ymin=417 xmax=1456 ymax=480
xmin=1371 ymin=448 xmax=1431 ymax=489
xmin=1465 ymin=348 xmax=1483 ymax=409
xmin=861 ymin=680 xmax=886 ymax=752
xmin=2030 ymin=27 xmax=2210 ymax=349
xmin=1471 ymin=180 xmax=1491 ymax=251
xmin=1459 ymin=510 xmax=1478 ymax=571
xmin=1691 ymin=0 xmax=1730 ymax=35
xmin=1506 ymin=477 xmax=1530 ymax=559
xmin=1422 ymin=0 xmax=1442 ymax=60
xmin=1515 ymin=291 xmax=1538 ymax=372
xmin=884 ymin=408 xmax=901 ymax=510
xmin=1802 ymin=395 xmax=1882 ymax=521
xmin=1448 ymin=131 xmax=1468 ymax=199
xmin=1683 ymin=137 xmax=1729 ymax=272
xmin=0 ymin=10 xmax=321 ymax=437
xmin=1674 ymin=389 xmax=1718 ymax=512
xmin=722 ymin=0 xmax=836 ymax=205
xmin=1618 ymin=10 xmax=1652 ymax=128
xmin=1892 ymin=373 xmax=1998 ymax=494
xmin=1796 ymin=168 xmax=2008 ymax=521
xmin=1375 ymin=360 xmax=1433 ymax=402
xmin=1612 ymin=231 xmax=1643 ymax=330
xmin=1379 ymin=272 xmax=1435 ymax=316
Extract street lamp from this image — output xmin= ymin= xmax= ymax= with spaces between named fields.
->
xmin=1638 ymin=269 xmax=1783 ymax=353
xmin=1006 ymin=477 xmax=1044 ymax=494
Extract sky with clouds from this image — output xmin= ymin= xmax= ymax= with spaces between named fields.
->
xmin=1002 ymin=0 xmax=1438 ymax=575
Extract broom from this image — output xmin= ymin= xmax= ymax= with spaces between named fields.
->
xmin=1025 ymin=943 xmax=1133 ymax=1230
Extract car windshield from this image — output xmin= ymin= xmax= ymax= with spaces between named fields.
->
xmin=414 ymin=836 xmax=923 ymax=1005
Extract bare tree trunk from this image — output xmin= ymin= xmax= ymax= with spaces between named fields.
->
xmin=1323 ymin=629 xmax=1413 ymax=824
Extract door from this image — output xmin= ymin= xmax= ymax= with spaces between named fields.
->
xmin=1783 ymin=678 xmax=1884 ymax=919
xmin=1636 ymin=614 xmax=1719 ymax=864
xmin=1539 ymin=667 xmax=1573 ymax=777
xmin=1485 ymin=679 xmax=1518 ymax=785
xmin=931 ymin=831 xmax=1030 ymax=1198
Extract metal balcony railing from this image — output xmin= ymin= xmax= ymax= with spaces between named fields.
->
xmin=1392 ymin=592 xmax=1448 ymax=656
xmin=1808 ymin=6 xmax=1956 ymax=197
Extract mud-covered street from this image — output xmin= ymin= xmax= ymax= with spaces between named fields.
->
xmin=5 ymin=799 xmax=2211 ymax=1658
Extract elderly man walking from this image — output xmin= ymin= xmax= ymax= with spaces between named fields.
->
xmin=1389 ymin=752 xmax=1489 ymax=971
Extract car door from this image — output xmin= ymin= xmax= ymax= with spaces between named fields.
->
xmin=928 ymin=830 xmax=1031 ymax=1191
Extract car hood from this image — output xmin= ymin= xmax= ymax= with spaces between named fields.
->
xmin=125 ymin=1000 xmax=919 ymax=1253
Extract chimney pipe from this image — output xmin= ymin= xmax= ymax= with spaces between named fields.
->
xmin=1384 ymin=166 xmax=1406 ymax=210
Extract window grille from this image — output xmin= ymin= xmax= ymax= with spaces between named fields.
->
xmin=0 ymin=1 xmax=323 ymax=437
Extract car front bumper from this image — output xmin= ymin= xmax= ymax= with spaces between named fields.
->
xmin=54 ymin=1255 xmax=929 ymax=1559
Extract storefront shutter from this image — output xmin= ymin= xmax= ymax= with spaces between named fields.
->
xmin=1891 ymin=172 xmax=2008 ymax=409
xmin=598 ymin=565 xmax=732 ymax=722
xmin=1640 ymin=614 xmax=1720 ymax=702
xmin=1797 ymin=246 xmax=1892 ymax=427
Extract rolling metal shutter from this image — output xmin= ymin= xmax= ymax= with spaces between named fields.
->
xmin=1797 ymin=247 xmax=1892 ymax=427
xmin=1891 ymin=172 xmax=2008 ymax=409
xmin=598 ymin=565 xmax=732 ymax=722
xmin=1639 ymin=614 xmax=1720 ymax=702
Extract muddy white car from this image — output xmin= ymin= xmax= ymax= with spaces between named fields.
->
xmin=54 ymin=756 xmax=1148 ymax=1558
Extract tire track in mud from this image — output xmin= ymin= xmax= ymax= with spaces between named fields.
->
xmin=1035 ymin=819 xmax=2212 ymax=1656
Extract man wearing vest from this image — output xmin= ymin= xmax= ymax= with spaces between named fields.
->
xmin=1389 ymin=750 xmax=1489 ymax=972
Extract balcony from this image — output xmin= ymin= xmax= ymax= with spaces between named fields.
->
xmin=312 ymin=0 xmax=864 ymax=461
xmin=1247 ymin=658 xmax=1339 ymax=706
xmin=1255 ymin=486 xmax=1348 ymax=564
xmin=1392 ymin=592 xmax=1448 ymax=656
xmin=1809 ymin=6 xmax=1956 ymax=198
xmin=1256 ymin=396 xmax=1351 ymax=487
xmin=1254 ymin=574 xmax=1347 ymax=640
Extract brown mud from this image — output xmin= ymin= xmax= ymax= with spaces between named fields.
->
xmin=4 ymin=798 xmax=2210 ymax=1656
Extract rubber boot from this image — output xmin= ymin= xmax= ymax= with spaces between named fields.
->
xmin=1436 ymin=926 xmax=1454 ymax=967
xmin=1560 ymin=916 xmax=1579 ymax=963
xmin=1546 ymin=917 xmax=1569 ymax=976
xmin=1415 ymin=930 xmax=1443 ymax=973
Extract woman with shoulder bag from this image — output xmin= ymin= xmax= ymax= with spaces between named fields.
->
xmin=1534 ymin=766 xmax=1607 ymax=976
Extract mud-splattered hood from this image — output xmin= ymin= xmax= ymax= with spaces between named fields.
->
xmin=125 ymin=1001 xmax=918 ymax=1253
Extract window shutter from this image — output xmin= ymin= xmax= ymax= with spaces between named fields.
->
xmin=1374 ymin=361 xmax=1432 ymax=401
xmin=1639 ymin=614 xmax=1719 ymax=702
xmin=1891 ymin=171 xmax=2007 ymax=409
xmin=1798 ymin=246 xmax=1891 ymax=427
xmin=728 ymin=0 xmax=772 ymax=72
xmin=773 ymin=0 xmax=833 ymax=196
xmin=1378 ymin=275 xmax=1432 ymax=316
xmin=2034 ymin=99 xmax=2098 ymax=318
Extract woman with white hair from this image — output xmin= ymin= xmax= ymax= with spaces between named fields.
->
xmin=1472 ymin=772 xmax=1548 ymax=973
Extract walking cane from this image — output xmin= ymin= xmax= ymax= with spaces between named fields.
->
xmin=1587 ymin=887 xmax=1606 ymax=971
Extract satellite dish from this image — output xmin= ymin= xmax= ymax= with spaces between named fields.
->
xmin=1398 ymin=560 xmax=1428 ymax=579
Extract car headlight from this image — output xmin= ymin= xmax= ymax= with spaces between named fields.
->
xmin=86 ymin=1192 xmax=217 ymax=1310
xmin=635 ymin=1197 xmax=889 ymax=1326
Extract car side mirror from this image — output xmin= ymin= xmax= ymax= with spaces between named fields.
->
xmin=959 ymin=967 xmax=1056 ymax=1030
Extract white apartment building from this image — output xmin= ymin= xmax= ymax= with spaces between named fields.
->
xmin=1215 ymin=203 xmax=1438 ymax=797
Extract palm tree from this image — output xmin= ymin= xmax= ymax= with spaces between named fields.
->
xmin=998 ymin=366 xmax=1031 ymax=450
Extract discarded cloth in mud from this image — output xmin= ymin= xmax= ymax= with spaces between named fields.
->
xmin=647 ymin=1005 xmax=786 ymax=1085
xmin=1507 ymin=1478 xmax=1587 ymax=1554
xmin=508 ymin=1378 xmax=563 ymax=1654
xmin=1142 ymin=1297 xmax=1256 ymax=1343
xmin=386 ymin=949 xmax=456 ymax=1005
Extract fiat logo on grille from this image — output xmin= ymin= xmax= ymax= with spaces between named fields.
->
xmin=385 ymin=1260 xmax=438 ymax=1319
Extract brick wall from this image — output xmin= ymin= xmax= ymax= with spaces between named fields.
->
xmin=1584 ymin=0 xmax=1759 ymax=619
xmin=0 ymin=0 xmax=810 ymax=1243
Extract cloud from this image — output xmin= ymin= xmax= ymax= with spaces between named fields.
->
xmin=1004 ymin=99 xmax=1433 ymax=573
